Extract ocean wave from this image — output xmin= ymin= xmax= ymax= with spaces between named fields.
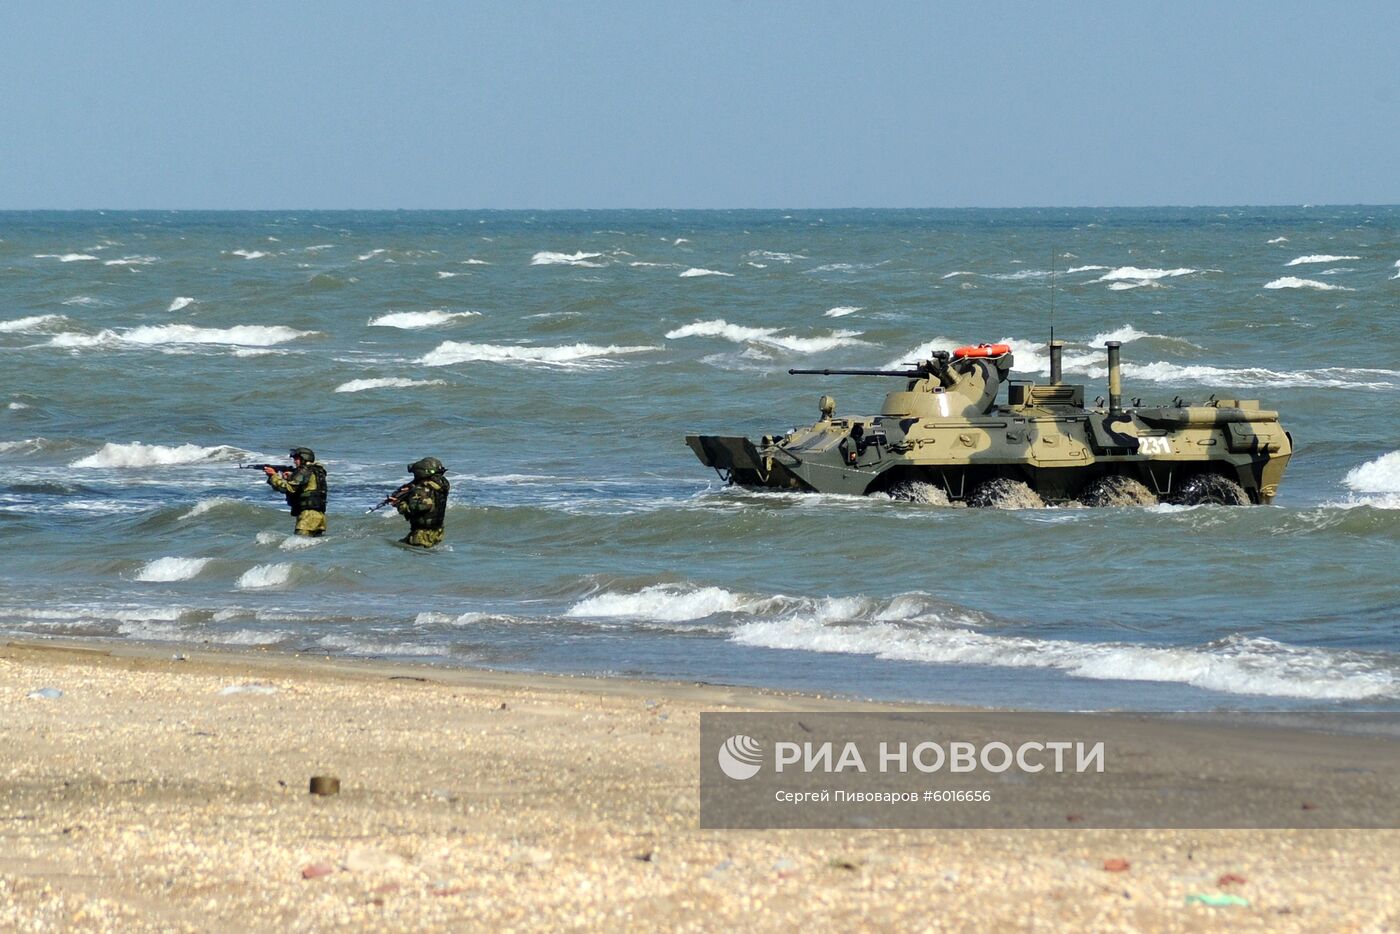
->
xmin=565 ymin=583 xmax=1396 ymax=700
xmin=312 ymin=633 xmax=445 ymax=657
xmin=418 ymin=340 xmax=660 ymax=368
xmin=1267 ymin=236 xmax=1289 ymax=244
xmin=0 ymin=314 xmax=68 ymax=333
xmin=1064 ymin=265 xmax=1109 ymax=274
xmin=103 ymin=255 xmax=159 ymax=266
xmin=531 ymin=250 xmax=605 ymax=267
xmin=72 ymin=442 xmax=248 ymax=469
xmin=136 ymin=556 xmax=212 ymax=582
xmin=61 ymin=296 xmax=110 ymax=306
xmin=679 ymin=267 xmax=734 ymax=278
xmin=941 ymin=271 xmax=976 ymax=279
xmin=1345 ymin=451 xmax=1400 ymax=493
xmin=168 ymin=297 xmax=194 ymax=312
xmin=34 ymin=253 xmax=98 ymax=262
xmin=1091 ymin=266 xmax=1195 ymax=283
xmin=367 ymin=310 xmax=480 ymax=329
xmin=49 ymin=324 xmax=316 ymax=349
xmin=731 ymin=617 xmax=1397 ymax=701
xmin=824 ymin=306 xmax=861 ymax=318
xmin=229 ymin=249 xmax=270 ymax=259
xmin=746 ymin=250 xmax=807 ymax=263
xmin=1088 ymin=325 xmax=1197 ymax=348
xmin=1285 ymin=254 xmax=1361 ymax=266
xmin=667 ymin=318 xmax=864 ymax=354
xmin=180 ymin=497 xmax=241 ymax=519
xmin=986 ymin=269 xmax=1053 ymax=281
xmin=1264 ymin=277 xmax=1354 ymax=292
xmin=236 ymin=563 xmax=293 ymax=590
xmin=335 ymin=377 xmax=447 ymax=393
xmin=255 ymin=531 xmax=322 ymax=551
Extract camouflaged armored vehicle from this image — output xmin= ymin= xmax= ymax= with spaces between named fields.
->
xmin=686 ymin=341 xmax=1292 ymax=506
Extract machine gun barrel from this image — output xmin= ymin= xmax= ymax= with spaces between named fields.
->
xmin=238 ymin=463 xmax=294 ymax=472
xmin=788 ymin=368 xmax=926 ymax=377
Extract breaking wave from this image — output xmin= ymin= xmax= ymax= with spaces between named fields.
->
xmin=236 ymin=563 xmax=293 ymax=590
xmin=103 ymin=255 xmax=158 ymax=266
xmin=531 ymin=250 xmax=605 ymax=267
xmin=1345 ymin=451 xmax=1400 ymax=493
xmin=1285 ymin=254 xmax=1361 ymax=266
xmin=679 ymin=267 xmax=734 ymax=278
xmin=667 ymin=318 xmax=863 ymax=354
xmin=34 ymin=253 xmax=98 ymax=262
xmin=564 ymin=584 xmax=1397 ymax=700
xmin=48 ymin=324 xmax=316 ymax=349
xmin=1265 ymin=277 xmax=1354 ymax=292
xmin=168 ymin=297 xmax=194 ymax=312
xmin=72 ymin=442 xmax=248 ymax=468
xmin=0 ymin=314 xmax=68 ymax=333
xmin=824 ymin=306 xmax=861 ymax=317
xmin=1092 ymin=267 xmax=1195 ymax=286
xmin=367 ymin=310 xmax=480 ymax=328
xmin=136 ymin=557 xmax=212 ymax=582
xmin=335 ymin=377 xmax=447 ymax=393
xmin=418 ymin=341 xmax=659 ymax=368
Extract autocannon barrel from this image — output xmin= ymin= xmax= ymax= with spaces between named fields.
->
xmin=788 ymin=368 xmax=926 ymax=377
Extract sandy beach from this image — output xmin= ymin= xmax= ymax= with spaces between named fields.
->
xmin=2 ymin=639 xmax=1397 ymax=932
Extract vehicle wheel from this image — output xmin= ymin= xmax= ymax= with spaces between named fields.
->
xmin=1079 ymin=476 xmax=1158 ymax=507
xmin=966 ymin=478 xmax=1045 ymax=509
xmin=1173 ymin=474 xmax=1250 ymax=506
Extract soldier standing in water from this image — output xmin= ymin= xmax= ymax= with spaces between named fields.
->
xmin=391 ymin=456 xmax=450 ymax=547
xmin=262 ymin=447 xmax=328 ymax=537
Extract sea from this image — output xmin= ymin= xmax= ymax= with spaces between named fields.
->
xmin=1 ymin=208 xmax=1397 ymax=711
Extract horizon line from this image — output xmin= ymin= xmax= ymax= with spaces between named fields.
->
xmin=1 ymin=202 xmax=1398 ymax=213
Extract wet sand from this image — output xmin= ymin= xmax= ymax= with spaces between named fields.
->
xmin=1 ymin=638 xmax=1397 ymax=932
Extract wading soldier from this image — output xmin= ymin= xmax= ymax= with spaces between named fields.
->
xmin=264 ymin=447 xmax=328 ymax=537
xmin=393 ymin=456 xmax=450 ymax=547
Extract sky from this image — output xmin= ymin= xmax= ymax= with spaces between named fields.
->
xmin=1 ymin=1 xmax=1397 ymax=209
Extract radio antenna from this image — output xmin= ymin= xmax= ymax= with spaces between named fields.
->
xmin=1049 ymin=245 xmax=1056 ymax=347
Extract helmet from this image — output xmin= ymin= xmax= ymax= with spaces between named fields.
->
xmin=408 ymin=456 xmax=445 ymax=478
xmin=290 ymin=447 xmax=316 ymax=462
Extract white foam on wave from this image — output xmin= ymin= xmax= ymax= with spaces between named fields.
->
xmin=230 ymin=249 xmax=269 ymax=259
xmin=460 ymin=258 xmax=490 ymax=265
xmin=1092 ymin=266 xmax=1195 ymax=283
xmin=418 ymin=341 xmax=659 ymax=368
xmin=1088 ymin=325 xmax=1196 ymax=347
xmin=62 ymin=296 xmax=109 ymax=306
xmin=679 ymin=267 xmax=734 ymax=278
xmin=0 ymin=314 xmax=68 ymax=333
xmin=49 ymin=324 xmax=316 ymax=349
xmin=531 ymin=250 xmax=605 ymax=267
xmin=1285 ymin=254 xmax=1360 ymax=266
xmin=746 ymin=250 xmax=807 ymax=263
xmin=168 ymin=297 xmax=195 ymax=312
xmin=312 ymin=633 xmax=444 ymax=657
xmin=824 ymin=306 xmax=861 ymax=318
xmin=367 ymin=310 xmax=479 ymax=329
xmin=568 ymin=584 xmax=751 ymax=622
xmin=72 ymin=442 xmax=247 ymax=469
xmin=1106 ymin=280 xmax=1162 ymax=291
xmin=1345 ymin=451 xmax=1400 ymax=493
xmin=7 ymin=402 xmax=28 ymax=410
xmin=136 ymin=557 xmax=212 ymax=582
xmin=236 ymin=563 xmax=293 ymax=590
xmin=732 ymin=617 xmax=1397 ymax=701
xmin=1267 ymin=236 xmax=1289 ymax=244
xmin=103 ymin=255 xmax=158 ymax=266
xmin=335 ymin=377 xmax=447 ymax=393
xmin=1065 ymin=265 xmax=1109 ymax=274
xmin=941 ymin=271 xmax=976 ymax=279
xmin=986 ymin=269 xmax=1053 ymax=281
xmin=1264 ymin=277 xmax=1354 ymax=292
xmin=667 ymin=318 xmax=864 ymax=354
xmin=255 ymin=531 xmax=322 ymax=551
xmin=34 ymin=253 xmax=98 ymax=262
xmin=566 ymin=583 xmax=1397 ymax=700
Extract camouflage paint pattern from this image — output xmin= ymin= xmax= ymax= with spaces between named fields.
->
xmin=686 ymin=344 xmax=1292 ymax=505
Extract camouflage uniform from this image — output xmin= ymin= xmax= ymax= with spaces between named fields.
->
xmin=267 ymin=447 xmax=328 ymax=536
xmin=395 ymin=457 xmax=450 ymax=547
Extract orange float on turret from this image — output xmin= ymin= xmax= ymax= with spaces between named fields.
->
xmin=951 ymin=342 xmax=1012 ymax=359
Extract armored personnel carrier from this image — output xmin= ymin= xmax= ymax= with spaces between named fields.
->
xmin=686 ymin=341 xmax=1291 ymax=506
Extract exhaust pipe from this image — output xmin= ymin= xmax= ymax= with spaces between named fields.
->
xmin=1105 ymin=340 xmax=1122 ymax=414
xmin=1049 ymin=339 xmax=1064 ymax=385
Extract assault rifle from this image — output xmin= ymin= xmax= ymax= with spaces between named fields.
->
xmin=238 ymin=463 xmax=294 ymax=474
xmin=366 ymin=482 xmax=413 ymax=514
